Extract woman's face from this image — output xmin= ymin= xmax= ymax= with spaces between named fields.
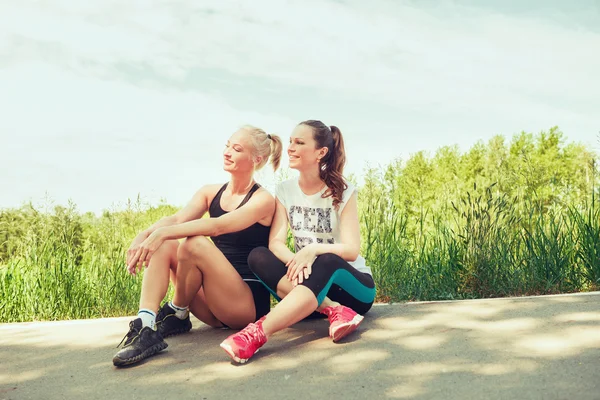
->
xmin=288 ymin=124 xmax=327 ymax=171
xmin=223 ymin=129 xmax=257 ymax=173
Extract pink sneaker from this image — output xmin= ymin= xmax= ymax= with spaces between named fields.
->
xmin=321 ymin=305 xmax=364 ymax=342
xmin=220 ymin=318 xmax=267 ymax=364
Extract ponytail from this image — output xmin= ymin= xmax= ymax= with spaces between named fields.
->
xmin=267 ymin=133 xmax=283 ymax=171
xmin=299 ymin=120 xmax=348 ymax=209
xmin=321 ymin=125 xmax=347 ymax=209
xmin=242 ymin=125 xmax=282 ymax=172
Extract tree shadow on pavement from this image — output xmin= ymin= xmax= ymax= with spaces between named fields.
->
xmin=2 ymin=293 xmax=600 ymax=400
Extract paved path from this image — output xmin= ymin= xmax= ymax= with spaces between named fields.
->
xmin=2 ymin=292 xmax=600 ymax=400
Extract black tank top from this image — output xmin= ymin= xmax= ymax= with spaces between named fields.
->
xmin=209 ymin=182 xmax=270 ymax=280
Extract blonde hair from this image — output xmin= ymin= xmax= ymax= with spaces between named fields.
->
xmin=241 ymin=125 xmax=282 ymax=171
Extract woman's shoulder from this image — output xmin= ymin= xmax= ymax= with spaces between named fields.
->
xmin=197 ymin=183 xmax=227 ymax=197
xmin=342 ymin=178 xmax=356 ymax=191
xmin=204 ymin=182 xmax=227 ymax=191
xmin=276 ymin=177 xmax=299 ymax=188
xmin=334 ymin=177 xmax=356 ymax=197
xmin=254 ymin=183 xmax=275 ymax=200
xmin=338 ymin=178 xmax=358 ymax=211
xmin=275 ymin=177 xmax=299 ymax=193
xmin=192 ymin=183 xmax=227 ymax=206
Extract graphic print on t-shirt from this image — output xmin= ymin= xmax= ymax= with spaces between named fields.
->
xmin=276 ymin=178 xmax=371 ymax=274
xmin=288 ymin=205 xmax=335 ymax=250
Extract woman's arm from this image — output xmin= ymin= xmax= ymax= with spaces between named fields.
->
xmin=140 ymin=184 xmax=218 ymax=237
xmin=157 ymin=189 xmax=275 ymax=240
xmin=126 ymin=184 xmax=217 ymax=268
xmin=128 ymin=189 xmax=275 ymax=273
xmin=311 ymin=191 xmax=360 ymax=261
xmin=268 ymin=198 xmax=295 ymax=264
xmin=285 ymin=192 xmax=361 ymax=284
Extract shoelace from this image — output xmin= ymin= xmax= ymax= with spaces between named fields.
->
xmin=116 ymin=321 xmax=140 ymax=348
xmin=327 ymin=308 xmax=347 ymax=324
xmin=156 ymin=307 xmax=167 ymax=323
xmin=236 ymin=322 xmax=263 ymax=344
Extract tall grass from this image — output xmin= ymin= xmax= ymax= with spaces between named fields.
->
xmin=1 ymin=184 xmax=598 ymax=322
xmin=0 ymin=199 xmax=176 ymax=322
xmin=361 ymin=179 xmax=599 ymax=302
xmin=1 ymin=131 xmax=599 ymax=322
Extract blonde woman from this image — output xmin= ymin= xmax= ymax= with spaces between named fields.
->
xmin=113 ymin=125 xmax=282 ymax=367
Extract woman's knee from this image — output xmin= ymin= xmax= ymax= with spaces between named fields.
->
xmin=147 ymin=239 xmax=179 ymax=271
xmin=177 ymin=236 xmax=211 ymax=262
xmin=154 ymin=239 xmax=179 ymax=257
xmin=247 ymin=246 xmax=270 ymax=272
xmin=313 ymin=253 xmax=344 ymax=268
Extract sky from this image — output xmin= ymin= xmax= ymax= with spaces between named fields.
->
xmin=1 ymin=0 xmax=599 ymax=214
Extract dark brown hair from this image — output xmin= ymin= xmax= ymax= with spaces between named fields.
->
xmin=299 ymin=120 xmax=348 ymax=209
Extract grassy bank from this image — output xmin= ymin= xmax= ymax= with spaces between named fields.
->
xmin=1 ymin=128 xmax=598 ymax=322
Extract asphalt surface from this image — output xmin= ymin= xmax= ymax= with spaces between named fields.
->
xmin=2 ymin=292 xmax=600 ymax=400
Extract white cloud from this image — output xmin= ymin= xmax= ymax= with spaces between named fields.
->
xmin=2 ymin=0 xmax=598 ymax=128
xmin=1 ymin=0 xmax=598 ymax=211
xmin=0 ymin=63 xmax=294 ymax=212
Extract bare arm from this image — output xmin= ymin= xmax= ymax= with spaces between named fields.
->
xmin=268 ymin=198 xmax=295 ymax=264
xmin=158 ymin=189 xmax=275 ymax=240
xmin=311 ymin=193 xmax=360 ymax=261
xmin=138 ymin=184 xmax=217 ymax=238
xmin=310 ymin=192 xmax=361 ymax=262
xmin=286 ymin=192 xmax=361 ymax=284
xmin=126 ymin=184 xmax=217 ymax=269
xmin=128 ymin=188 xmax=275 ymax=274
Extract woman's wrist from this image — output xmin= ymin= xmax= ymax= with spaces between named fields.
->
xmin=310 ymin=243 xmax=324 ymax=256
xmin=153 ymin=227 xmax=169 ymax=241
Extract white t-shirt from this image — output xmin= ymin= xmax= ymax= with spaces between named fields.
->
xmin=275 ymin=178 xmax=372 ymax=275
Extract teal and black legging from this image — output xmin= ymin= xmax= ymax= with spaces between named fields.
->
xmin=247 ymin=247 xmax=376 ymax=315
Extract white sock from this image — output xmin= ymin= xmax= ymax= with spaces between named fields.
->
xmin=138 ymin=309 xmax=156 ymax=330
xmin=169 ymin=301 xmax=189 ymax=319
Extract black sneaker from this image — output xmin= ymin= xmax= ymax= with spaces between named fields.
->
xmin=156 ymin=302 xmax=192 ymax=338
xmin=112 ymin=318 xmax=168 ymax=367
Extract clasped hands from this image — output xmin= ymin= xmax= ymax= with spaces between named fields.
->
xmin=126 ymin=229 xmax=166 ymax=275
xmin=285 ymin=244 xmax=318 ymax=286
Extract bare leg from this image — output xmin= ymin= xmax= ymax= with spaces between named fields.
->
xmin=274 ymin=277 xmax=340 ymax=312
xmin=138 ymin=239 xmax=224 ymax=327
xmin=189 ymin=288 xmax=224 ymax=328
xmin=248 ymin=247 xmax=339 ymax=316
xmin=261 ymin=285 xmax=318 ymax=337
xmin=139 ymin=240 xmax=179 ymax=311
xmin=173 ymin=236 xmax=257 ymax=329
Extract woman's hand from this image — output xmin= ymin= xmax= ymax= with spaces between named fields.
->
xmin=126 ymin=232 xmax=148 ymax=270
xmin=286 ymin=244 xmax=318 ymax=286
xmin=127 ymin=229 xmax=166 ymax=275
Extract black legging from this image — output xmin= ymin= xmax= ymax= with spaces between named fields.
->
xmin=247 ymin=247 xmax=376 ymax=315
